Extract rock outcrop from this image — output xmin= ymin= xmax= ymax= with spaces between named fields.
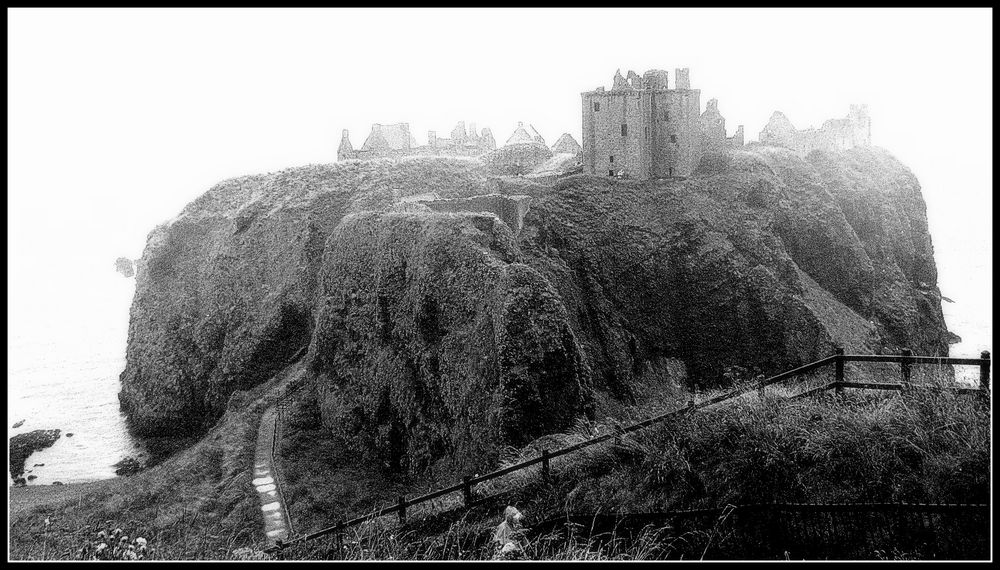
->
xmin=10 ymin=429 xmax=61 ymax=479
xmin=120 ymin=146 xmax=952 ymax=473
xmin=115 ymin=257 xmax=136 ymax=278
xmin=309 ymin=212 xmax=589 ymax=473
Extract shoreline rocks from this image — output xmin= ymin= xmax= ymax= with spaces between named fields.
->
xmin=9 ymin=429 xmax=61 ymax=479
xmin=114 ymin=456 xmax=144 ymax=476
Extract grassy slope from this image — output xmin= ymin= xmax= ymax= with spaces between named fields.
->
xmin=8 ymin=362 xmax=303 ymax=560
xmin=273 ymin=372 xmax=989 ymax=560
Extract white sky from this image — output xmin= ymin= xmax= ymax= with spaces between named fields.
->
xmin=8 ymin=8 xmax=992 ymax=354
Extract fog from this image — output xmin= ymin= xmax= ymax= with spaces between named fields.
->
xmin=8 ymin=8 xmax=992 ymax=362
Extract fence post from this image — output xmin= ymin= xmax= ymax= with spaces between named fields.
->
xmin=980 ymin=351 xmax=991 ymax=391
xmin=541 ymin=449 xmax=550 ymax=486
xmin=757 ymin=375 xmax=765 ymax=401
xmin=900 ymin=348 xmax=912 ymax=389
xmin=462 ymin=476 xmax=474 ymax=508
xmin=397 ymin=495 xmax=406 ymax=525
xmin=835 ymin=347 xmax=845 ymax=395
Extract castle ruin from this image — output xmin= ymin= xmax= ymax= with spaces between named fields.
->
xmin=758 ymin=105 xmax=871 ymax=156
xmin=581 ymin=69 xmax=744 ymax=180
xmin=337 ymin=70 xmax=870 ymax=179
xmin=338 ymin=121 xmax=496 ymax=161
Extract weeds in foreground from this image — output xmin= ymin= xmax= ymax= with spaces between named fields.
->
xmin=77 ymin=526 xmax=150 ymax=560
xmin=272 ymin=370 xmax=989 ymax=559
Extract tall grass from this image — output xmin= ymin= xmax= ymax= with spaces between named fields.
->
xmin=275 ymin=367 xmax=989 ymax=560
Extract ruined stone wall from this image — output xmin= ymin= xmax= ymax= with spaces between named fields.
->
xmin=760 ymin=107 xmax=871 ymax=156
xmin=729 ymin=126 xmax=745 ymax=147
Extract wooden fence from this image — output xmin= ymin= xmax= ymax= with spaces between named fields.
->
xmin=265 ymin=348 xmax=990 ymax=552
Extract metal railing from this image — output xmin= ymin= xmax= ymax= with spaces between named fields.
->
xmin=265 ymin=348 xmax=990 ymax=552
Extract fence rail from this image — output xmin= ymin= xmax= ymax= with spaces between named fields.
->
xmin=266 ymin=348 xmax=990 ymax=552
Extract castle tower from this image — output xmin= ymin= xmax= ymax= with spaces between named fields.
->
xmin=699 ymin=98 xmax=728 ymax=152
xmin=337 ymin=129 xmax=354 ymax=161
xmin=451 ymin=121 xmax=468 ymax=143
xmin=675 ymin=68 xmax=691 ymax=90
xmin=642 ymin=69 xmax=669 ymax=90
xmin=582 ymin=67 xmax=701 ymax=179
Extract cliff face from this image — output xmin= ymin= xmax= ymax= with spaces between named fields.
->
xmin=121 ymin=147 xmax=950 ymax=472
xmin=517 ymin=145 xmax=949 ymax=397
xmin=309 ymin=212 xmax=589 ymax=473
xmin=120 ymin=158 xmax=492 ymax=438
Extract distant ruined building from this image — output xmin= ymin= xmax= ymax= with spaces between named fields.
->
xmin=505 ymin=122 xmax=546 ymax=146
xmin=551 ymin=133 xmax=582 ymax=155
xmin=581 ymin=68 xmax=744 ymax=180
xmin=759 ymin=105 xmax=871 ymax=155
xmin=423 ymin=121 xmax=496 ymax=156
xmin=700 ymin=98 xmax=744 ymax=151
xmin=338 ymin=121 xmax=495 ymax=161
xmin=481 ymin=122 xmax=554 ymax=176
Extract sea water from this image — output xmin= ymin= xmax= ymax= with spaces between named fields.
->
xmin=7 ymin=269 xmax=144 ymax=486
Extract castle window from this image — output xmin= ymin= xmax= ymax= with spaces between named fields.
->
xmin=670 ymin=134 xmax=677 ymax=143
xmin=621 ymin=124 xmax=628 ymax=136
xmin=669 ymin=167 xmax=674 ymax=176
xmin=594 ymin=101 xmax=600 ymax=111
xmin=609 ymin=155 xmax=614 ymax=163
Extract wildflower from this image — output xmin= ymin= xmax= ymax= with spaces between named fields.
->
xmin=135 ymin=537 xmax=147 ymax=547
xmin=44 ymin=517 xmax=51 ymax=527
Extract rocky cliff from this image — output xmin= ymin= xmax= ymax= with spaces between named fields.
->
xmin=120 ymin=146 xmax=951 ymax=472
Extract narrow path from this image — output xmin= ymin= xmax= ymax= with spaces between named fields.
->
xmin=252 ymin=360 xmax=306 ymax=547
xmin=253 ymin=405 xmax=291 ymax=545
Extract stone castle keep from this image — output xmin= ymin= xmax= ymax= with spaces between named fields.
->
xmin=582 ymin=68 xmax=723 ymax=179
xmin=337 ymin=68 xmax=871 ymax=181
